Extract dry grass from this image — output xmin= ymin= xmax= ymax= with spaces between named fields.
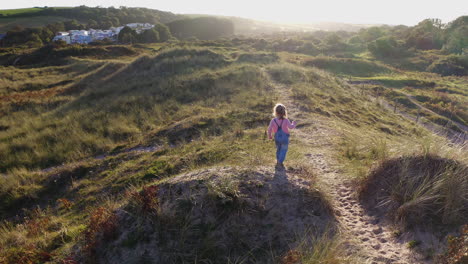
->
xmin=359 ymin=154 xmax=467 ymax=229
xmin=0 ymin=38 xmax=466 ymax=263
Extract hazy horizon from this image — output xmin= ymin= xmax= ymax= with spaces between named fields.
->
xmin=1 ymin=0 xmax=467 ymax=26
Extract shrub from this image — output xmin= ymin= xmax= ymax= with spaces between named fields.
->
xmin=427 ymin=55 xmax=468 ymax=76
xmin=83 ymin=207 xmax=118 ymax=257
xmin=359 ymin=155 xmax=467 ymax=228
xmin=127 ymin=185 xmax=159 ymax=215
xmin=436 ymin=224 xmax=468 ymax=264
xmin=368 ymin=36 xmax=407 ymax=58
xmin=1 ymin=246 xmax=53 ymax=264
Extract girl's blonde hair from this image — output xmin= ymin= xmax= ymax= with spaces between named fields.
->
xmin=273 ymin=103 xmax=287 ymax=119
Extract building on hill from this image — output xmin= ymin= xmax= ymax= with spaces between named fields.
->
xmin=126 ymin=23 xmax=155 ymax=34
xmin=70 ymin=30 xmax=92 ymax=44
xmin=89 ymin=29 xmax=117 ymax=41
xmin=110 ymin=26 xmax=124 ymax=35
xmin=52 ymin=32 xmax=71 ymax=44
xmin=51 ymin=23 xmax=154 ymax=45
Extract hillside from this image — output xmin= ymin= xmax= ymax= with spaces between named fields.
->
xmin=0 ymin=17 xmax=467 ymax=264
xmin=0 ymin=6 xmax=182 ymax=33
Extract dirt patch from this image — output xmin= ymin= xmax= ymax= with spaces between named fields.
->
xmin=93 ymin=166 xmax=335 ymax=263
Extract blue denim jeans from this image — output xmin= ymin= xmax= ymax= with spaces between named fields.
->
xmin=275 ymin=139 xmax=289 ymax=163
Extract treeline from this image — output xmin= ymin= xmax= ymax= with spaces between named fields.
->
xmin=251 ymin=16 xmax=466 ymax=57
xmin=117 ymin=24 xmax=172 ymax=44
xmin=0 ymin=21 xmax=174 ymax=48
xmin=248 ymin=16 xmax=467 ymax=75
xmin=1 ymin=6 xmax=182 ymax=29
xmin=1 ymin=23 xmax=63 ymax=48
xmin=0 ymin=7 xmax=235 ymax=47
xmin=356 ymin=17 xmax=467 ymax=56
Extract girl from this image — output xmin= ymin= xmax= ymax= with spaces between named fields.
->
xmin=268 ymin=104 xmax=297 ymax=167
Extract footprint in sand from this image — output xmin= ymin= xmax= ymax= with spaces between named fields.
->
xmin=372 ymin=244 xmax=381 ymax=250
xmin=372 ymin=227 xmax=383 ymax=235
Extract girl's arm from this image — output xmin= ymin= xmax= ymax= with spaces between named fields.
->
xmin=287 ymin=119 xmax=297 ymax=129
xmin=267 ymin=119 xmax=274 ymax=139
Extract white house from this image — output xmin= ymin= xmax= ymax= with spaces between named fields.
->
xmin=52 ymin=23 xmax=154 ymax=45
xmin=53 ymin=35 xmax=71 ymax=44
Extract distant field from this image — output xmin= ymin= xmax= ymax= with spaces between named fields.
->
xmin=0 ymin=7 xmax=44 ymax=16
xmin=0 ymin=16 xmax=80 ymax=32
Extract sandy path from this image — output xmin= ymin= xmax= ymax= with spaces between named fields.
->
xmin=265 ymin=71 xmax=427 ymax=263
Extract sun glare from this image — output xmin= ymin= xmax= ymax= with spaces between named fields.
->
xmin=3 ymin=0 xmax=468 ymax=25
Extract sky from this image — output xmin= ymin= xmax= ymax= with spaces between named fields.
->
xmin=1 ymin=0 xmax=467 ymax=25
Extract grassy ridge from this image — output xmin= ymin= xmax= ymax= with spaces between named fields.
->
xmin=0 ymin=47 xmax=271 ymax=171
xmin=0 ymin=40 xmax=466 ymax=263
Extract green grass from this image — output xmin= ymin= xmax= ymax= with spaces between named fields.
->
xmin=0 ymin=8 xmax=44 ymax=16
xmin=354 ymin=72 xmax=468 ymax=127
xmin=0 ymin=46 xmax=273 ymax=171
xmin=303 ymin=56 xmax=394 ymax=77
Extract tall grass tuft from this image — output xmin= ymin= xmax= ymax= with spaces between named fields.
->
xmin=359 ymin=154 xmax=468 ymax=228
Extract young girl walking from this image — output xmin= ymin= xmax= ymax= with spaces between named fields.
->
xmin=268 ymin=104 xmax=297 ymax=167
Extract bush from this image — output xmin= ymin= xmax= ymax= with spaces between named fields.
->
xmin=437 ymin=225 xmax=468 ymax=264
xmin=427 ymin=55 xmax=468 ymax=76
xmin=83 ymin=207 xmax=118 ymax=257
xmin=359 ymin=155 xmax=468 ymax=229
xmin=368 ymin=36 xmax=407 ymax=58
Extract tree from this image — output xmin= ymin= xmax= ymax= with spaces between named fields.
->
xmin=297 ymin=42 xmax=319 ymax=55
xmin=138 ymin=28 xmax=159 ymax=43
xmin=110 ymin=17 xmax=120 ymax=27
xmin=154 ymin=23 xmax=171 ymax=42
xmin=87 ymin=19 xmax=98 ymax=29
xmin=46 ymin=22 xmax=65 ymax=33
xmin=368 ymin=36 xmax=405 ymax=57
xmin=118 ymin=26 xmax=137 ymax=44
xmin=25 ymin=34 xmax=43 ymax=48
xmin=64 ymin=20 xmax=83 ymax=30
xmin=39 ymin=28 xmax=54 ymax=42
xmin=359 ymin=27 xmax=386 ymax=42
xmin=99 ymin=20 xmax=113 ymax=29
xmin=444 ymin=26 xmax=468 ymax=54
xmin=443 ymin=16 xmax=468 ymax=54
xmin=323 ymin=33 xmax=347 ymax=52
xmin=405 ymin=19 xmax=444 ymax=50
